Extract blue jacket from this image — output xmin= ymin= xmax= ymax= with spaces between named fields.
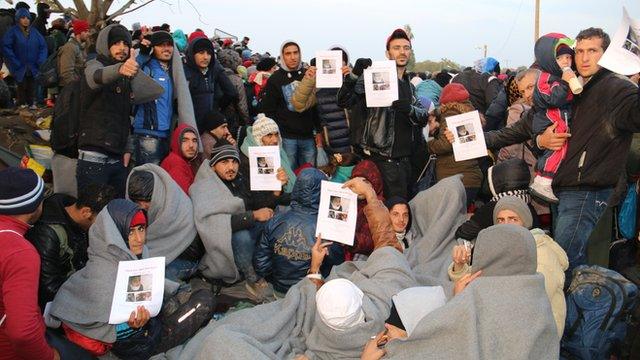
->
xmin=2 ymin=11 xmax=47 ymax=82
xmin=255 ymin=168 xmax=326 ymax=293
xmin=415 ymin=79 xmax=442 ymax=107
xmin=133 ymin=55 xmax=173 ymax=138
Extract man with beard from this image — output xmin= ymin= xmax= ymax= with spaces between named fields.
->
xmin=337 ymin=29 xmax=428 ymax=198
xmin=76 ymin=25 xmax=163 ymax=197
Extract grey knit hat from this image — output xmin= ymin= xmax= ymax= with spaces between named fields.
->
xmin=493 ymin=196 xmax=533 ymax=229
xmin=217 ymin=48 xmax=242 ymax=71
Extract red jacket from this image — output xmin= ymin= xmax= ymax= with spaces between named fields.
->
xmin=348 ymin=160 xmax=385 ymax=257
xmin=160 ymin=124 xmax=199 ymax=194
xmin=0 ymin=215 xmax=55 ymax=360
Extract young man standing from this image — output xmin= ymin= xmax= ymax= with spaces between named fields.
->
xmin=261 ymin=40 xmax=321 ymax=169
xmin=338 ymin=29 xmax=428 ymax=198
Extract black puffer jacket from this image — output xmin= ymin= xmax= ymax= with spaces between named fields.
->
xmin=25 ymin=194 xmax=88 ymax=309
xmin=455 ymin=158 xmax=538 ymax=240
xmin=316 ymin=88 xmax=351 ymax=153
xmin=337 ymin=73 xmax=428 ymax=158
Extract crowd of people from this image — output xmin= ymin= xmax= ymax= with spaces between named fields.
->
xmin=0 ymin=1 xmax=639 ymax=359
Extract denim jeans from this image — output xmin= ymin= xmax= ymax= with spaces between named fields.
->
xmin=132 ymin=134 xmax=170 ymax=166
xmin=76 ymin=158 xmax=128 ymax=198
xmin=553 ymin=188 xmax=613 ymax=281
xmin=281 ymin=137 xmax=316 ymax=170
xmin=231 ymin=222 xmax=265 ymax=283
xmin=165 ymin=258 xmax=199 ymax=283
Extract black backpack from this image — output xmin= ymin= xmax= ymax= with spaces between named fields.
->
xmin=50 ymin=80 xmax=81 ymax=157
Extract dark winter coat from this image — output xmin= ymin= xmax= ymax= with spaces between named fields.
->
xmin=25 ymin=194 xmax=88 ymax=309
xmin=2 ymin=9 xmax=47 ymax=82
xmin=255 ymin=168 xmax=325 ymax=292
xmin=184 ymin=38 xmax=238 ymax=133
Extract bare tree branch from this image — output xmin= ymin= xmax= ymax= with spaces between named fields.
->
xmin=72 ymin=0 xmax=90 ymax=18
xmin=183 ymin=0 xmax=208 ymax=25
xmin=101 ymin=0 xmax=116 ymax=18
xmin=106 ymin=0 xmax=157 ymax=22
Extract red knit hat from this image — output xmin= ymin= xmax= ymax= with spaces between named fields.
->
xmin=188 ymin=30 xmax=207 ymax=44
xmin=72 ymin=19 xmax=89 ymax=36
xmin=440 ymin=83 xmax=470 ymax=105
xmin=130 ymin=210 xmax=147 ymax=228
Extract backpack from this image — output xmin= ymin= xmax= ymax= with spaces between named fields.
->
xmin=155 ymin=289 xmax=216 ymax=353
xmin=36 ymin=48 xmax=60 ymax=88
xmin=50 ymin=80 xmax=82 ymax=156
xmin=561 ymin=265 xmax=639 ymax=359
xmin=618 ymin=182 xmax=638 ymax=240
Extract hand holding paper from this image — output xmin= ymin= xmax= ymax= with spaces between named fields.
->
xmin=315 ymin=181 xmax=358 ymax=245
xmin=445 ymin=110 xmax=488 ymax=162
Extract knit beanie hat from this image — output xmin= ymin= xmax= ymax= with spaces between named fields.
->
xmin=192 ymin=37 xmax=214 ymax=55
xmin=0 ymin=167 xmax=44 ymax=215
xmin=556 ymin=44 xmax=574 ymax=58
xmin=252 ymin=114 xmax=280 ymax=145
xmin=188 ymin=30 xmax=207 ymax=44
xmin=316 ymin=278 xmax=366 ymax=331
xmin=202 ymin=111 xmax=227 ymax=133
xmin=71 ymin=19 xmax=89 ymax=35
xmin=14 ymin=7 xmax=30 ymax=22
xmin=217 ymin=49 xmax=242 ymax=71
xmin=150 ymin=30 xmax=173 ymax=47
xmin=241 ymin=49 xmax=252 ymax=61
xmin=209 ymin=138 xmax=240 ymax=166
xmin=440 ymin=83 xmax=470 ymax=105
xmin=130 ymin=210 xmax=147 ymax=228
xmin=493 ymin=196 xmax=533 ymax=229
xmin=108 ymin=25 xmax=132 ymax=48
xmin=256 ymin=57 xmax=277 ymax=71
xmin=127 ymin=170 xmax=154 ymax=202
xmin=386 ymin=28 xmax=411 ymax=50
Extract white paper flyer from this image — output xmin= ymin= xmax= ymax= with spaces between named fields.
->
xmin=363 ymin=60 xmax=399 ymax=107
xmin=108 ymin=257 xmax=165 ymax=324
xmin=316 ymin=50 xmax=343 ymax=88
xmin=445 ymin=110 xmax=488 ymax=162
xmin=315 ymin=180 xmax=358 ymax=246
xmin=248 ymin=146 xmax=282 ymax=191
xmin=598 ymin=7 xmax=640 ymax=75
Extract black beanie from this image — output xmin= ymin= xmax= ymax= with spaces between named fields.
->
xmin=150 ymin=31 xmax=173 ymax=47
xmin=108 ymin=25 xmax=132 ymax=48
xmin=256 ymin=57 xmax=277 ymax=71
xmin=203 ymin=111 xmax=228 ymax=133
xmin=385 ymin=303 xmax=406 ymax=331
xmin=128 ymin=171 xmax=154 ymax=202
xmin=0 ymin=167 xmax=44 ymax=215
xmin=192 ymin=38 xmax=214 ymax=55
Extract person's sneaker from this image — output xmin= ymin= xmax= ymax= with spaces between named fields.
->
xmin=245 ymin=279 xmax=275 ymax=303
xmin=530 ymin=175 xmax=559 ymax=204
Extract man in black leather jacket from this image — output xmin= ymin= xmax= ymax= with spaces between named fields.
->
xmin=337 ymin=29 xmax=428 ymax=198
xmin=25 ymin=183 xmax=115 ymax=309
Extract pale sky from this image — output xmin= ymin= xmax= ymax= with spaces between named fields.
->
xmin=51 ymin=0 xmax=640 ymax=69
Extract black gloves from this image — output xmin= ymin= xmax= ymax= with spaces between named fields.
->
xmin=352 ymin=58 xmax=372 ymax=77
xmin=309 ymin=58 xmax=316 ymax=67
xmin=392 ymin=99 xmax=412 ymax=114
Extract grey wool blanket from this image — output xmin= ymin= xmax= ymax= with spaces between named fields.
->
xmin=155 ymin=246 xmax=416 ymax=359
xmin=405 ymin=175 xmax=467 ymax=285
xmin=189 ymin=161 xmax=245 ymax=282
xmin=385 ymin=225 xmax=560 ymax=360
xmin=49 ymin=204 xmax=150 ymax=343
xmin=127 ymin=164 xmax=197 ymax=263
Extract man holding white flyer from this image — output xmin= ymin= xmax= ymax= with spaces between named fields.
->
xmin=337 ymin=28 xmax=428 ymax=198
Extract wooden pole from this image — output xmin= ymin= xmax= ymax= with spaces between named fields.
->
xmin=535 ymin=0 xmax=540 ymax=41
